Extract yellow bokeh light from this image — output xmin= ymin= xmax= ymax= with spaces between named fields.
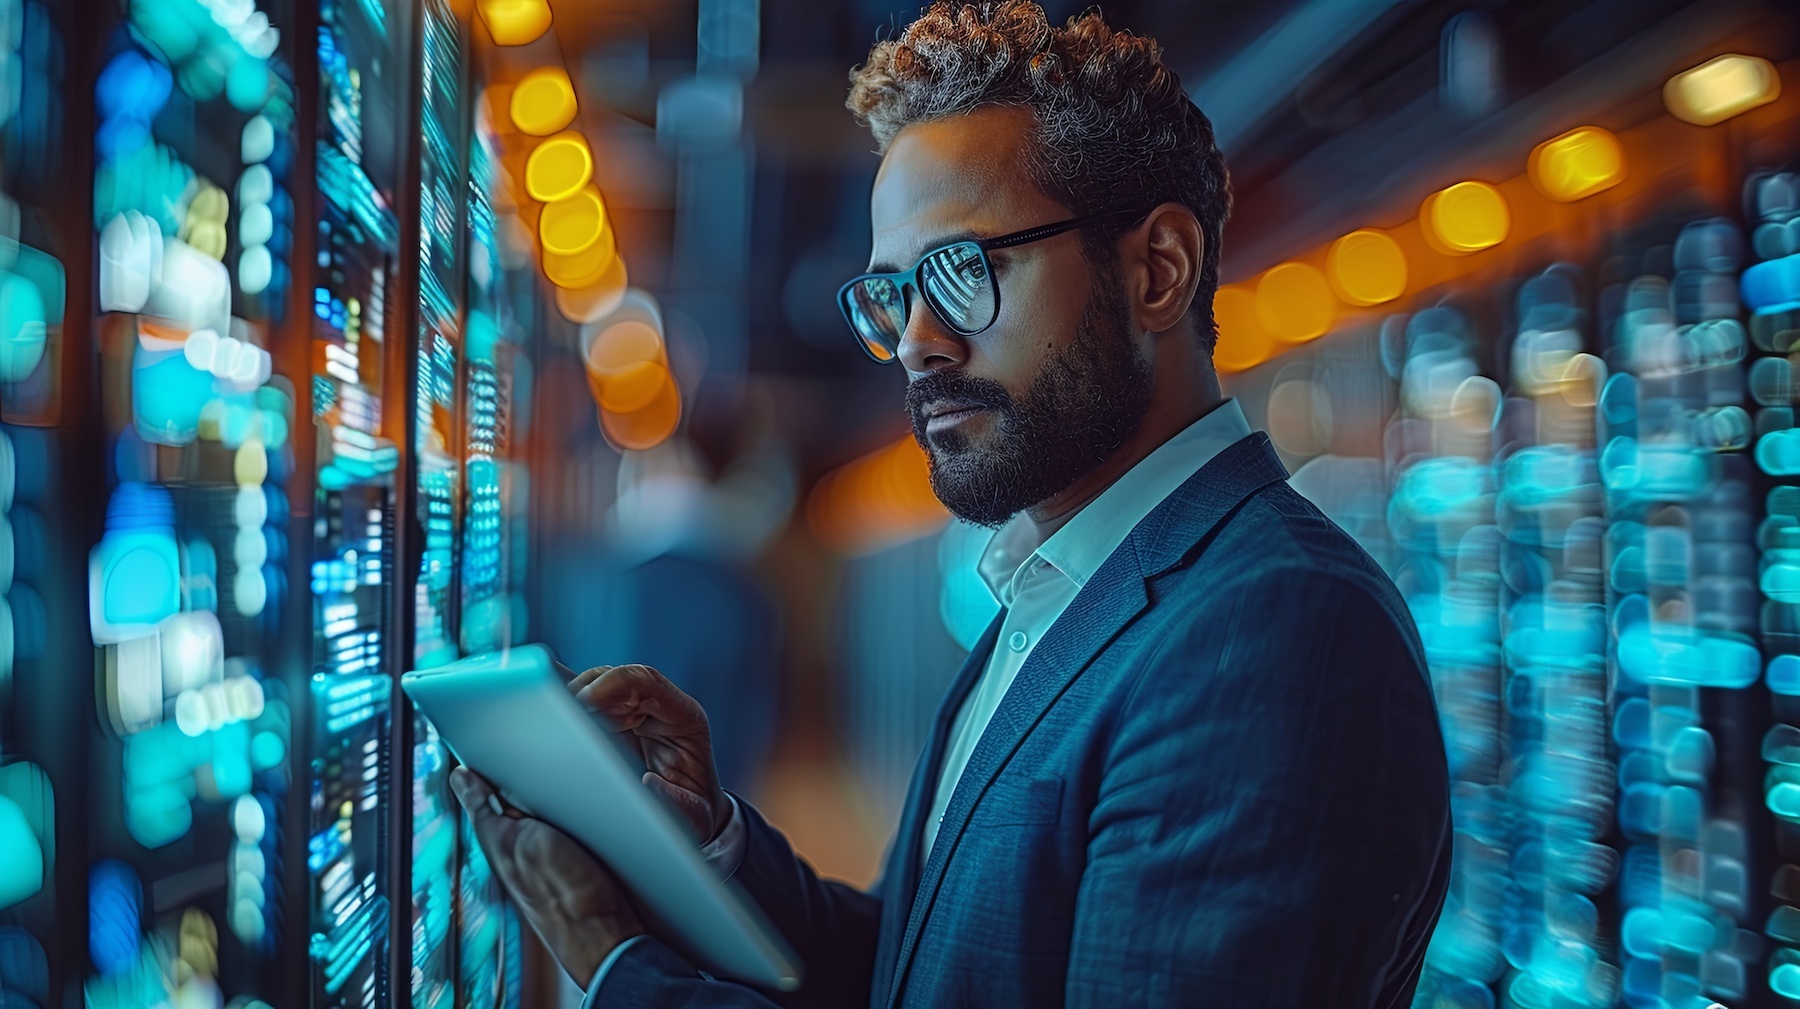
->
xmin=1254 ymin=263 xmax=1336 ymax=344
xmin=539 ymin=186 xmax=608 ymax=256
xmin=524 ymin=131 xmax=593 ymax=203
xmin=1325 ymin=230 xmax=1407 ymax=306
xmin=509 ymin=66 xmax=577 ymax=137
xmin=1528 ymin=126 xmax=1625 ymax=202
xmin=478 ymin=0 xmax=551 ymax=46
xmin=543 ymin=225 xmax=618 ymax=289
xmin=1212 ymin=286 xmax=1275 ymax=372
xmin=1421 ymin=181 xmax=1509 ymax=255
xmin=1664 ymin=54 xmax=1781 ymax=126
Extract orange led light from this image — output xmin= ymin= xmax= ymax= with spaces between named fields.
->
xmin=538 ymin=186 xmax=608 ymax=256
xmin=1255 ymin=263 xmax=1336 ymax=344
xmin=599 ymin=372 xmax=682 ymax=451
xmin=1421 ymin=181 xmax=1509 ymax=255
xmin=554 ymin=255 xmax=630 ymax=324
xmin=1325 ymin=230 xmax=1408 ymax=306
xmin=542 ymin=226 xmax=618 ymax=289
xmin=1212 ymin=286 xmax=1275 ymax=373
xmin=1528 ymin=126 xmax=1625 ymax=202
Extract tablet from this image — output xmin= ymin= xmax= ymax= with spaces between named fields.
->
xmin=401 ymin=644 xmax=802 ymax=992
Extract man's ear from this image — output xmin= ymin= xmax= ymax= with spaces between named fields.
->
xmin=1130 ymin=203 xmax=1205 ymax=335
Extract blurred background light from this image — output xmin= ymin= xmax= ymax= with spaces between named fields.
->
xmin=524 ymin=130 xmax=593 ymax=203
xmin=538 ymin=185 xmax=607 ymax=256
xmin=1528 ymin=125 xmax=1626 ymax=202
xmin=0 ymin=793 xmax=43 ymax=909
xmin=509 ymin=65 xmax=576 ymax=136
xmin=1254 ymin=262 xmax=1335 ymax=343
xmin=542 ymin=226 xmax=617 ymax=289
xmin=1664 ymin=53 xmax=1782 ymax=126
xmin=1422 ymin=180 xmax=1509 ymax=255
xmin=554 ymin=255 xmax=629 ymax=324
xmin=1325 ymin=229 xmax=1407 ymax=306
xmin=1213 ymin=285 xmax=1274 ymax=373
xmin=478 ymin=0 xmax=552 ymax=46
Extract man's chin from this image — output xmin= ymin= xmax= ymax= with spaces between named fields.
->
xmin=925 ymin=467 xmax=1026 ymax=529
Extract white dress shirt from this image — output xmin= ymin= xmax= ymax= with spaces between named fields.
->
xmin=921 ymin=398 xmax=1251 ymax=858
xmin=585 ymin=399 xmax=1252 ymax=1003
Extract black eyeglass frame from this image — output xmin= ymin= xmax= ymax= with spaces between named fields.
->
xmin=837 ymin=207 xmax=1150 ymax=364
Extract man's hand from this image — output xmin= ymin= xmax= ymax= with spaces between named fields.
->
xmin=566 ymin=664 xmax=732 ymax=845
xmin=450 ymin=767 xmax=644 ymax=988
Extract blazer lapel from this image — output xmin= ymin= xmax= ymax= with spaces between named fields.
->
xmin=882 ymin=432 xmax=1291 ymax=1009
xmin=872 ymin=612 xmax=1004 ymax=1003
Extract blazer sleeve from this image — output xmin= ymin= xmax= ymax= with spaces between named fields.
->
xmin=1064 ymin=568 xmax=1452 ymax=1008
xmin=595 ymin=797 xmax=884 ymax=1009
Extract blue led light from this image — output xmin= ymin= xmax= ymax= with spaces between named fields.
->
xmin=87 ymin=861 xmax=140 ymax=977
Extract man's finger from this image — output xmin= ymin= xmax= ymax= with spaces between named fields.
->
xmin=452 ymin=768 xmax=529 ymax=890
xmin=565 ymin=663 xmax=613 ymax=693
xmin=574 ymin=665 xmax=705 ymax=730
xmin=451 ymin=769 xmax=509 ymax=846
xmin=450 ymin=768 xmax=499 ymax=821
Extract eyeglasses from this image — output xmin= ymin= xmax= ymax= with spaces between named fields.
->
xmin=837 ymin=208 xmax=1148 ymax=364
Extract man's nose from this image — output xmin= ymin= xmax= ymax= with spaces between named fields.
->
xmin=896 ymin=295 xmax=967 ymax=375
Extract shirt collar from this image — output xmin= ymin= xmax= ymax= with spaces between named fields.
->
xmin=976 ymin=398 xmax=1254 ymax=607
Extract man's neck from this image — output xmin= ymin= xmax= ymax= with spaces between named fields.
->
xmin=1021 ymin=380 xmax=1226 ymax=542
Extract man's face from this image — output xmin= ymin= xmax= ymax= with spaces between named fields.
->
xmin=870 ymin=106 xmax=1153 ymax=528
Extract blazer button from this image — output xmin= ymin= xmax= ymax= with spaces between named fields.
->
xmin=1009 ymin=630 xmax=1028 ymax=652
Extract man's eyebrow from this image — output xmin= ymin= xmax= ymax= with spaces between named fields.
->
xmin=867 ymin=229 xmax=986 ymax=274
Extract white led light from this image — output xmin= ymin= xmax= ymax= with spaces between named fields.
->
xmin=98 ymin=212 xmax=159 ymax=313
xmin=239 ymin=203 xmax=272 ymax=248
xmin=233 ymin=566 xmax=266 ymax=617
xmin=238 ymin=245 xmax=272 ymax=296
xmin=183 ymin=328 xmax=220 ymax=372
xmin=233 ymin=526 xmax=266 ymax=570
xmin=234 ymin=485 xmax=267 ymax=527
xmin=230 ymin=897 xmax=266 ymax=943
xmin=232 ymin=794 xmax=265 ymax=842
xmin=145 ymin=238 xmax=230 ymax=336
xmin=232 ymin=841 xmax=265 ymax=880
xmin=174 ymin=688 xmax=208 ymax=736
xmin=225 ymin=674 xmax=264 ymax=720
xmin=230 ymin=344 xmax=267 ymax=388
xmin=211 ymin=335 xmax=242 ymax=379
xmin=159 ymin=610 xmax=223 ymax=695
xmin=236 ymin=165 xmax=273 ymax=208
xmin=244 ymin=25 xmax=279 ymax=60
xmin=241 ymin=115 xmax=274 ymax=165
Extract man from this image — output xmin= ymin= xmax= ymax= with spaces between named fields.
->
xmin=452 ymin=3 xmax=1452 ymax=1006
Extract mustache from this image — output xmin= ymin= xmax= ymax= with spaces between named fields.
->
xmin=904 ymin=370 xmax=1014 ymax=423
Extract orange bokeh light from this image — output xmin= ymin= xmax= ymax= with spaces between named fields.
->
xmin=807 ymin=435 xmax=949 ymax=554
xmin=599 ymin=372 xmax=682 ymax=451
xmin=1212 ymin=285 xmax=1275 ymax=373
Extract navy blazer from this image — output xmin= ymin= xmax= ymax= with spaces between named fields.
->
xmin=596 ymin=432 xmax=1453 ymax=1007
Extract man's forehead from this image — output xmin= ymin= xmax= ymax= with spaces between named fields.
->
xmin=869 ymin=108 xmax=1049 ymax=252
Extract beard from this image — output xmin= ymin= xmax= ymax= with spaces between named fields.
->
xmin=905 ymin=269 xmax=1153 ymax=528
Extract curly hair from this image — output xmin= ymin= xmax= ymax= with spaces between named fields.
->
xmin=847 ymin=1 xmax=1231 ymax=352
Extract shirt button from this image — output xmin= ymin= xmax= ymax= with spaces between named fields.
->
xmin=1009 ymin=631 xmax=1029 ymax=652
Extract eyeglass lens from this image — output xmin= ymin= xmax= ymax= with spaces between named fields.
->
xmin=845 ymin=241 xmax=999 ymax=361
xmin=919 ymin=243 xmax=995 ymax=334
